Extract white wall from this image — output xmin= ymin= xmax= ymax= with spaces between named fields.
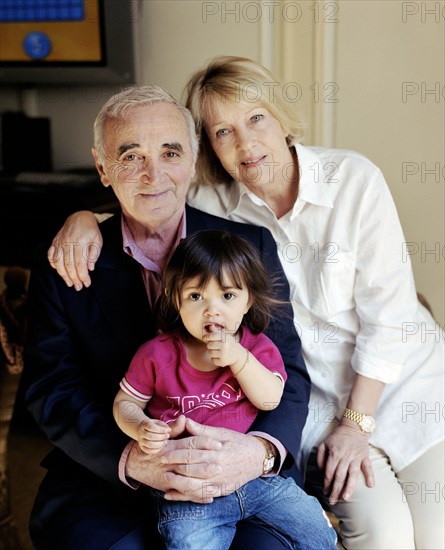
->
xmin=139 ymin=0 xmax=263 ymax=100
xmin=280 ymin=0 xmax=444 ymax=325
xmin=334 ymin=1 xmax=444 ymax=326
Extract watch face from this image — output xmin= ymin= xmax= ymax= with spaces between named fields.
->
xmin=264 ymin=456 xmax=275 ymax=474
xmin=361 ymin=415 xmax=376 ymax=433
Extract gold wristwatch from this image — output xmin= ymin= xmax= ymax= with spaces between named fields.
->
xmin=254 ymin=436 xmax=276 ymax=474
xmin=342 ymin=408 xmax=376 ymax=434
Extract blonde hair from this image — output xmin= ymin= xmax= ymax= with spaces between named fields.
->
xmin=93 ymin=85 xmax=199 ymax=164
xmin=184 ymin=56 xmax=305 ymax=185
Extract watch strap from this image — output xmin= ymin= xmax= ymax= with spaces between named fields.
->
xmin=254 ymin=436 xmax=276 ymax=475
xmin=342 ymin=408 xmax=364 ymax=424
xmin=342 ymin=408 xmax=376 ymax=433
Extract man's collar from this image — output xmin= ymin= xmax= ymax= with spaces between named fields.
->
xmin=121 ymin=210 xmax=186 ymax=273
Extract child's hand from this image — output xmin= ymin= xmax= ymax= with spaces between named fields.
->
xmin=168 ymin=415 xmax=187 ymax=438
xmin=137 ymin=418 xmax=171 ymax=454
xmin=203 ymin=328 xmax=245 ymax=369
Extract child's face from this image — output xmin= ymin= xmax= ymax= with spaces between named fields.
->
xmin=178 ymin=273 xmax=251 ymax=342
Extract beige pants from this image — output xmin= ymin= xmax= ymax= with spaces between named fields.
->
xmin=306 ymin=441 xmax=445 ymax=549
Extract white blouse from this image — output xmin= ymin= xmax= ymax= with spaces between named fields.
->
xmin=187 ymin=143 xmax=445 ymax=472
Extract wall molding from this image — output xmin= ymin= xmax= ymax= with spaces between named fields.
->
xmin=267 ymin=0 xmax=338 ymax=147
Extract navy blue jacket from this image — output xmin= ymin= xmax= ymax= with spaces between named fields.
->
xmin=24 ymin=205 xmax=310 ymax=495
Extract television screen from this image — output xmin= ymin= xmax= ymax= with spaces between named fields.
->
xmin=0 ymin=0 xmax=139 ymax=85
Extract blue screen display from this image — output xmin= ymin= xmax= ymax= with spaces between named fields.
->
xmin=0 ymin=0 xmax=85 ymax=22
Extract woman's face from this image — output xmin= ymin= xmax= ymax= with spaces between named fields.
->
xmin=204 ymin=98 xmax=295 ymax=194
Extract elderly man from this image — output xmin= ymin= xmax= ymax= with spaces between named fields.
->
xmin=23 ymin=86 xmax=310 ymax=549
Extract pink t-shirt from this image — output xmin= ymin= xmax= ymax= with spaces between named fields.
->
xmin=120 ymin=327 xmax=287 ymax=434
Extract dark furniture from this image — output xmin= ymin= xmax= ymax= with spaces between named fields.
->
xmin=0 ymin=170 xmax=117 ymax=267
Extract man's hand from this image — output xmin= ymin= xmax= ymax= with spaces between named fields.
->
xmin=316 ymin=423 xmax=375 ymax=505
xmin=126 ymin=418 xmax=264 ymax=503
xmin=47 ymin=210 xmax=103 ymax=290
xmin=163 ymin=419 xmax=264 ymax=501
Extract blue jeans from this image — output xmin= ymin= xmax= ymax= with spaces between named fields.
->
xmin=153 ymin=476 xmax=337 ymax=550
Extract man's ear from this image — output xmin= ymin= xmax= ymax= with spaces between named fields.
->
xmin=92 ymin=148 xmax=111 ymax=187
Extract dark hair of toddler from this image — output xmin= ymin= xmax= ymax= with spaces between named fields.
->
xmin=158 ymin=230 xmax=283 ymax=334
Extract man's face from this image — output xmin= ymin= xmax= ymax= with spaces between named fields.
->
xmin=93 ymin=102 xmax=196 ymax=231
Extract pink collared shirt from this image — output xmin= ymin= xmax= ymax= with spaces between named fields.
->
xmin=121 ymin=213 xmax=186 ymax=311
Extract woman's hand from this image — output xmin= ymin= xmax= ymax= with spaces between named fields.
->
xmin=127 ymin=418 xmax=264 ymax=503
xmin=316 ymin=423 xmax=375 ymax=505
xmin=47 ymin=211 xmax=103 ymax=290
